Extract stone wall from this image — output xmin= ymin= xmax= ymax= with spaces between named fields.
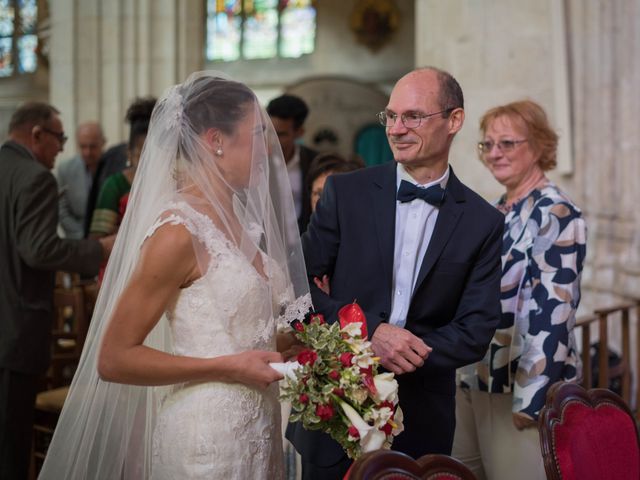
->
xmin=415 ymin=0 xmax=640 ymax=312
xmin=48 ymin=0 xmax=204 ymax=159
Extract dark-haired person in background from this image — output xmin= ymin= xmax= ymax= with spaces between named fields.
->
xmin=267 ymin=94 xmax=318 ymax=232
xmin=89 ymin=118 xmax=151 ymax=238
xmin=0 ymin=102 xmax=113 ymax=479
xmin=307 ymin=152 xmax=365 ymax=213
xmin=84 ymin=96 xmax=157 ymax=236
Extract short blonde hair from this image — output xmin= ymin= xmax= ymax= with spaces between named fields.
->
xmin=479 ymin=100 xmax=558 ymax=171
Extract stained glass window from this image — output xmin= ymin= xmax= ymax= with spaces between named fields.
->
xmin=0 ymin=0 xmax=37 ymax=78
xmin=206 ymin=0 xmax=315 ymax=62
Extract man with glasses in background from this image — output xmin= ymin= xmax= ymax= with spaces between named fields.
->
xmin=0 ymin=102 xmax=113 ymax=479
xmin=288 ymin=67 xmax=504 ymax=479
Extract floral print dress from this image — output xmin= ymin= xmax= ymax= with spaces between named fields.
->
xmin=459 ymin=181 xmax=587 ymax=419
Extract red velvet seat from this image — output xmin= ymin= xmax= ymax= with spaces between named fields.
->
xmin=345 ymin=450 xmax=477 ymax=480
xmin=538 ymin=381 xmax=640 ymax=480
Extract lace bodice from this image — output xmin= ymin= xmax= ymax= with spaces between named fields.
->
xmin=147 ymin=201 xmax=286 ymax=479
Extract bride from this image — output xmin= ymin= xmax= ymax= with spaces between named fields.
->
xmin=39 ymin=73 xmax=311 ymax=479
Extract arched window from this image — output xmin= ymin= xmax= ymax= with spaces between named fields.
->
xmin=0 ymin=0 xmax=38 ymax=77
xmin=206 ymin=0 xmax=316 ymax=62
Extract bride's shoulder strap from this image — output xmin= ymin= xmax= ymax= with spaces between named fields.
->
xmin=144 ymin=201 xmax=198 ymax=242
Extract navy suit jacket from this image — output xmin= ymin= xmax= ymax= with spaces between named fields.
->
xmin=287 ymin=162 xmax=503 ymax=466
xmin=297 ymin=144 xmax=317 ymax=233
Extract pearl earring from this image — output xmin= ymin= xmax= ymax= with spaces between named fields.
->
xmin=215 ymin=147 xmax=223 ymax=156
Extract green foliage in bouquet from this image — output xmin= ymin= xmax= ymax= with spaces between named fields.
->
xmin=280 ymin=305 xmax=403 ymax=459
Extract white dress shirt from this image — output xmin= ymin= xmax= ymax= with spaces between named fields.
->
xmin=287 ymin=145 xmax=303 ymax=220
xmin=388 ymin=164 xmax=450 ymax=328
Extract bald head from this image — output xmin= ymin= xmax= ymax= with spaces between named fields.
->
xmin=385 ymin=67 xmax=466 ymax=180
xmin=76 ymin=121 xmax=105 ymax=172
xmin=397 ymin=67 xmax=464 ymax=113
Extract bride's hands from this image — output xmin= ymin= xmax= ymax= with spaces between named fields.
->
xmin=276 ymin=332 xmax=305 ymax=361
xmin=229 ymin=350 xmax=284 ymax=390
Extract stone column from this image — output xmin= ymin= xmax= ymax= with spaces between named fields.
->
xmin=566 ymin=0 xmax=640 ymax=307
xmin=414 ymin=0 xmax=572 ymax=202
xmin=49 ymin=0 xmax=204 ymax=149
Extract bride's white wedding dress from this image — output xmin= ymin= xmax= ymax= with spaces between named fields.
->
xmin=148 ymin=201 xmax=285 ymax=479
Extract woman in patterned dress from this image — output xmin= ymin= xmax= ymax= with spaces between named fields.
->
xmin=452 ymin=100 xmax=587 ymax=480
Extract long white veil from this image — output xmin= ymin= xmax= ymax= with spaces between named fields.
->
xmin=39 ymin=72 xmax=311 ymax=479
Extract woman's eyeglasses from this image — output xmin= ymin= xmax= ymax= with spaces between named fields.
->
xmin=477 ymin=139 xmax=527 ymax=154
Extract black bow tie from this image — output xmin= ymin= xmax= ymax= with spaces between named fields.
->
xmin=396 ymin=180 xmax=445 ymax=206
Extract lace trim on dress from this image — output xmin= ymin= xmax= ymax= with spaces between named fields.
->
xmin=277 ymin=293 xmax=312 ymax=330
xmin=144 ymin=212 xmax=196 ymax=242
xmin=145 ymin=201 xmax=231 ymax=258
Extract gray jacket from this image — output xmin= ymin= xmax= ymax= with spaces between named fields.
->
xmin=0 ymin=141 xmax=102 ymax=375
xmin=56 ymin=155 xmax=91 ymax=239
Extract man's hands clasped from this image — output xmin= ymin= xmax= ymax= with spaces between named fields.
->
xmin=371 ymin=323 xmax=432 ymax=375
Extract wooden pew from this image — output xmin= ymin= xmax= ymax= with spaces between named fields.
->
xmin=575 ymin=300 xmax=640 ymax=421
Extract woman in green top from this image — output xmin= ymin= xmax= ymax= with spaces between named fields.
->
xmin=90 ymin=120 xmax=149 ymax=237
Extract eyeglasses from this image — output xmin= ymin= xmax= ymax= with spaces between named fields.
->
xmin=377 ymin=109 xmax=453 ymax=129
xmin=477 ymin=139 xmax=527 ymax=154
xmin=41 ymin=126 xmax=68 ymax=146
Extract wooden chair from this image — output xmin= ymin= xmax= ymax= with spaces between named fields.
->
xmin=575 ymin=300 xmax=640 ymax=420
xmin=538 ymin=381 xmax=640 ymax=480
xmin=346 ymin=450 xmax=477 ymax=480
xmin=32 ymin=386 xmax=70 ymax=474
xmin=41 ymin=286 xmax=87 ymax=390
xmin=32 ymin=279 xmax=91 ymax=475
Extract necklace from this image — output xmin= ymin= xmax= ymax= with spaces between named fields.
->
xmin=498 ymin=178 xmax=550 ymax=214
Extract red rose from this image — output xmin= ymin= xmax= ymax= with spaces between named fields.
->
xmin=328 ymin=370 xmax=340 ymax=381
xmin=310 ymin=313 xmax=325 ymax=325
xmin=348 ymin=425 xmax=360 ymax=438
xmin=339 ymin=352 xmax=354 ymax=367
xmin=380 ymin=422 xmax=393 ymax=435
xmin=292 ymin=321 xmax=305 ymax=332
xmin=379 ymin=401 xmax=395 ymax=409
xmin=332 ymin=387 xmax=344 ymax=397
xmin=315 ymin=403 xmax=335 ymax=421
xmin=297 ymin=349 xmax=318 ymax=366
xmin=299 ymin=394 xmax=309 ymax=404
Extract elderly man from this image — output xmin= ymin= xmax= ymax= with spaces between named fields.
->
xmin=0 ymin=102 xmax=113 ymax=479
xmin=56 ymin=121 xmax=106 ymax=238
xmin=287 ymin=67 xmax=504 ymax=479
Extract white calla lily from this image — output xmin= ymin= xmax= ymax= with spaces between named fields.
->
xmin=338 ymin=400 xmax=386 ymax=453
xmin=393 ymin=406 xmax=404 ymax=435
xmin=341 ymin=322 xmax=363 ymax=338
xmin=373 ymin=372 xmax=399 ymax=403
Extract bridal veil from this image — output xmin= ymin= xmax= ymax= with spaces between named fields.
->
xmin=39 ymin=72 xmax=311 ymax=479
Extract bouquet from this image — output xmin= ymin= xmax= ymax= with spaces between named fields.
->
xmin=277 ymin=302 xmax=403 ymax=459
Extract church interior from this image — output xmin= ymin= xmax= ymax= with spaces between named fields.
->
xmin=1 ymin=0 xmax=639 ymax=478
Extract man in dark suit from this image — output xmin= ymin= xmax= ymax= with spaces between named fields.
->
xmin=0 ymin=102 xmax=113 ymax=479
xmin=267 ymin=94 xmax=318 ymax=233
xmin=287 ymin=67 xmax=504 ymax=479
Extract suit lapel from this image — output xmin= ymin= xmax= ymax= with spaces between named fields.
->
xmin=371 ymin=162 xmax=397 ymax=284
xmin=414 ymin=168 xmax=465 ymax=291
